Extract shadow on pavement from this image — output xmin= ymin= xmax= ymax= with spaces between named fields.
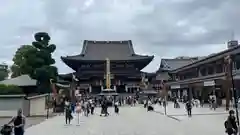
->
xmin=153 ymin=111 xmax=181 ymax=122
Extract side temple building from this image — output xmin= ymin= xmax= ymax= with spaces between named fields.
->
xmin=164 ymin=40 xmax=240 ymax=104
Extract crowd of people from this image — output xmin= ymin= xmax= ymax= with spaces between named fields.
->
xmin=61 ymin=95 xmax=139 ymax=125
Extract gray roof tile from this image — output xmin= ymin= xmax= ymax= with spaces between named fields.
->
xmin=159 ymin=58 xmax=195 ymax=71
xmin=0 ymin=75 xmax=36 ymax=86
xmin=62 ymin=40 xmax=153 ymax=61
xmin=156 ymin=72 xmax=170 ymax=80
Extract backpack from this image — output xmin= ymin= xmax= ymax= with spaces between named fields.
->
xmin=0 ymin=125 xmax=12 ymax=135
xmin=224 ymin=119 xmax=232 ymax=129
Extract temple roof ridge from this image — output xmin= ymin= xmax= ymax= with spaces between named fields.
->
xmin=62 ymin=40 xmax=153 ymax=61
xmin=61 ymin=40 xmax=154 ymax=71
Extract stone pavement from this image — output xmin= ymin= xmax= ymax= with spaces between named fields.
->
xmin=25 ymin=106 xmax=227 ymax=135
xmin=154 ymin=102 xmax=229 ymax=120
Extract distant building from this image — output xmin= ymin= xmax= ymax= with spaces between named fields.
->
xmin=0 ymin=63 xmax=8 ymax=70
xmin=0 ymin=63 xmax=8 ymax=80
xmin=152 ymin=57 xmax=197 ymax=90
xmin=228 ymin=40 xmax=238 ymax=49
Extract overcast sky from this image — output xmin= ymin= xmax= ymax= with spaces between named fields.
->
xmin=0 ymin=0 xmax=239 ymax=73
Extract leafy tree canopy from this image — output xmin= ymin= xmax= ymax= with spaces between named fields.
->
xmin=11 ymin=45 xmax=37 ymax=78
xmin=11 ymin=32 xmax=58 ymax=93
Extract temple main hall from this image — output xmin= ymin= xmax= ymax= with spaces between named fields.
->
xmin=60 ymin=40 xmax=154 ymax=94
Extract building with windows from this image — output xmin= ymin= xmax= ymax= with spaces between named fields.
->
xmin=0 ymin=64 xmax=8 ymax=70
xmin=153 ymin=57 xmax=203 ymax=89
xmin=165 ymin=40 xmax=240 ymax=104
xmin=0 ymin=63 xmax=8 ymax=80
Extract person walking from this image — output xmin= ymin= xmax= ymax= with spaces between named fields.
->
xmin=65 ymin=100 xmax=73 ymax=124
xmin=104 ymin=100 xmax=109 ymax=116
xmin=83 ymin=101 xmax=89 ymax=117
xmin=114 ymin=101 xmax=119 ymax=114
xmin=75 ymin=102 xmax=82 ymax=125
xmin=225 ymin=110 xmax=238 ymax=135
xmin=8 ymin=109 xmax=26 ymax=135
xmin=100 ymin=100 xmax=104 ymax=116
xmin=173 ymin=97 xmax=178 ymax=108
xmin=90 ymin=101 xmax=95 ymax=115
xmin=71 ymin=101 xmax=76 ymax=113
xmin=86 ymin=101 xmax=90 ymax=116
xmin=186 ymin=101 xmax=192 ymax=117
xmin=143 ymin=100 xmax=147 ymax=108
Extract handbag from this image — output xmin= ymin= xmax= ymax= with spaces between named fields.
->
xmin=70 ymin=114 xmax=73 ymax=120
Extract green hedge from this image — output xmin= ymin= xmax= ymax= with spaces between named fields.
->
xmin=0 ymin=84 xmax=23 ymax=95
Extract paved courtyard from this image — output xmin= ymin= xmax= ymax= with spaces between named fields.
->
xmin=24 ymin=105 xmax=228 ymax=135
xmin=154 ymin=102 xmax=229 ymax=121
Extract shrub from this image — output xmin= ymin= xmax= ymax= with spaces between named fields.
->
xmin=0 ymin=84 xmax=23 ymax=95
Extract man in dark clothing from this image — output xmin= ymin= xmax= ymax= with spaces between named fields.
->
xmin=100 ymin=101 xmax=105 ymax=116
xmin=8 ymin=109 xmax=26 ymax=135
xmin=65 ymin=102 xmax=72 ymax=124
xmin=90 ymin=102 xmax=95 ymax=115
xmin=104 ymin=100 xmax=109 ymax=116
xmin=100 ymin=100 xmax=108 ymax=116
xmin=186 ymin=101 xmax=192 ymax=117
xmin=225 ymin=110 xmax=238 ymax=135
xmin=173 ymin=98 xmax=178 ymax=108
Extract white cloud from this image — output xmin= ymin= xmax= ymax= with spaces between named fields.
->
xmin=184 ymin=26 xmax=208 ymax=37
xmin=0 ymin=0 xmax=239 ymax=74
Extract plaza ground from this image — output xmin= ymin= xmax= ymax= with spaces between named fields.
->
xmin=24 ymin=104 xmax=228 ymax=135
xmin=153 ymin=102 xmax=229 ymax=121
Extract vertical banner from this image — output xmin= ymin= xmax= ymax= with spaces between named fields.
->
xmin=106 ymin=58 xmax=111 ymax=89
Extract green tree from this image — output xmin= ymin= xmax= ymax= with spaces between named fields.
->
xmin=11 ymin=32 xmax=58 ymax=93
xmin=0 ymin=64 xmax=9 ymax=81
xmin=11 ymin=45 xmax=37 ymax=78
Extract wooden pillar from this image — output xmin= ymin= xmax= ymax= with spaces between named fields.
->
xmin=70 ymin=82 xmax=76 ymax=102
xmin=188 ymin=87 xmax=193 ymax=100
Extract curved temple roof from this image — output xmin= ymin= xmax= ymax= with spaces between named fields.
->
xmin=61 ymin=40 xmax=154 ymax=61
xmin=159 ymin=58 xmax=196 ymax=71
